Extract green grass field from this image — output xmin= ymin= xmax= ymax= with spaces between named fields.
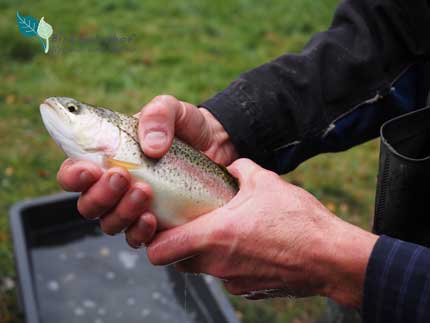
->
xmin=0 ymin=0 xmax=381 ymax=322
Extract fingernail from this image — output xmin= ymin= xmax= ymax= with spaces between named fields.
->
xmin=144 ymin=130 xmax=167 ymax=149
xmin=130 ymin=189 xmax=146 ymax=205
xmin=138 ymin=217 xmax=150 ymax=235
xmin=79 ymin=171 xmax=94 ymax=185
xmin=109 ymin=173 xmax=128 ymax=192
xmin=138 ymin=218 xmax=148 ymax=230
xmin=129 ymin=238 xmax=144 ymax=249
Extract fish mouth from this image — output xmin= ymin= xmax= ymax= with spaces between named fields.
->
xmin=40 ymin=97 xmax=74 ymax=144
xmin=40 ymin=97 xmax=58 ymax=111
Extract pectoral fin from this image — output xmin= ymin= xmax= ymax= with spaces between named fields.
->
xmin=103 ymin=157 xmax=140 ymax=170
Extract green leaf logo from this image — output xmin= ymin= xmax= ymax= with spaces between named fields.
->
xmin=16 ymin=11 xmax=39 ymax=37
xmin=16 ymin=11 xmax=54 ymax=54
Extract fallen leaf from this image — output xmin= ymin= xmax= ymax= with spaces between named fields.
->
xmin=5 ymin=95 xmax=15 ymax=105
xmin=5 ymin=74 xmax=16 ymax=82
xmin=325 ymin=202 xmax=336 ymax=212
xmin=340 ymin=203 xmax=349 ymax=213
xmin=37 ymin=169 xmax=48 ymax=178
xmin=4 ymin=167 xmax=14 ymax=176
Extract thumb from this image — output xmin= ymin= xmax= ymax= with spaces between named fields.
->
xmin=227 ymin=158 xmax=262 ymax=186
xmin=138 ymin=95 xmax=212 ymax=159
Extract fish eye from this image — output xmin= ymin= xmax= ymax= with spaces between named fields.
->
xmin=67 ymin=103 xmax=79 ymax=113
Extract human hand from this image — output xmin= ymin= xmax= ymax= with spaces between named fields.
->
xmin=146 ymin=158 xmax=378 ymax=308
xmin=56 ymin=95 xmax=238 ymax=246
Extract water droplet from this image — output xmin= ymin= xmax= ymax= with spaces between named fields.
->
xmin=97 ymin=308 xmax=106 ymax=316
xmin=63 ymin=273 xmax=76 ymax=283
xmin=141 ymin=308 xmax=151 ymax=317
xmin=126 ymin=297 xmax=135 ymax=306
xmin=118 ymin=250 xmax=139 ymax=269
xmin=1 ymin=277 xmax=15 ymax=291
xmin=99 ymin=247 xmax=110 ymax=257
xmin=47 ymin=280 xmax=60 ymax=292
xmin=83 ymin=299 xmax=96 ymax=308
xmin=74 ymin=307 xmax=85 ymax=316
xmin=105 ymin=272 xmax=115 ymax=280
xmin=76 ymin=251 xmax=86 ymax=259
xmin=152 ymin=291 xmax=161 ymax=300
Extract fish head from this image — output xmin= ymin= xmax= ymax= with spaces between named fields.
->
xmin=40 ymin=97 xmax=121 ymax=165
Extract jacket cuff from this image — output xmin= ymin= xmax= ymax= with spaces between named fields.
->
xmin=362 ymin=235 xmax=430 ymax=323
xmin=200 ymin=79 xmax=282 ymax=171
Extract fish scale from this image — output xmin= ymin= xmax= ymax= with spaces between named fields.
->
xmin=40 ymin=97 xmax=238 ymax=227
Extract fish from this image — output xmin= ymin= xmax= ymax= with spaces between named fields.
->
xmin=40 ymin=97 xmax=238 ymax=228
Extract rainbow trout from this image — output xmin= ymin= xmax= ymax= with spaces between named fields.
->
xmin=40 ymin=97 xmax=238 ymax=227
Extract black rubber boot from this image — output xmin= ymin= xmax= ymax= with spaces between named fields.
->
xmin=373 ymin=106 xmax=430 ymax=246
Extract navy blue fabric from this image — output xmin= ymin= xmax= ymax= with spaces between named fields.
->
xmin=363 ymin=235 xmax=430 ymax=323
xmin=274 ymin=65 xmax=422 ymax=174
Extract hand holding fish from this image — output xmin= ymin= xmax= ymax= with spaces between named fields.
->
xmin=146 ymin=158 xmax=378 ymax=308
xmin=54 ymin=95 xmax=238 ymax=245
xmin=47 ymin=95 xmax=378 ymax=308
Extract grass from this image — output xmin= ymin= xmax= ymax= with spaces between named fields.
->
xmin=0 ymin=0 xmax=381 ymax=322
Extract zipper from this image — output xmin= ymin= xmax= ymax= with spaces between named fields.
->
xmin=322 ymin=64 xmax=413 ymax=138
xmin=373 ymin=155 xmax=391 ymax=234
xmin=272 ymin=64 xmax=413 ymax=152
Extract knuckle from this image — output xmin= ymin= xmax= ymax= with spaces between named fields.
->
xmin=153 ymin=94 xmax=176 ymax=104
xmin=144 ymin=95 xmax=179 ymax=117
xmin=57 ymin=171 xmax=74 ymax=191
xmin=77 ymin=198 xmax=92 ymax=218
xmin=90 ymin=194 xmax=110 ymax=212
xmin=235 ymin=158 xmax=253 ymax=168
xmin=207 ymin=220 xmax=234 ymax=245
xmin=260 ymin=169 xmax=279 ymax=182
xmin=252 ymin=169 xmax=278 ymax=187
xmin=117 ymin=209 xmax=135 ymax=223
xmin=144 ymin=103 xmax=170 ymax=119
xmin=99 ymin=219 xmax=116 ymax=236
xmin=206 ymin=227 xmax=224 ymax=246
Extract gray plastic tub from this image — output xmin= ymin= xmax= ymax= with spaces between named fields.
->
xmin=9 ymin=192 xmax=240 ymax=323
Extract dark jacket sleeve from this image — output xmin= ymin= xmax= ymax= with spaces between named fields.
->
xmin=201 ymin=0 xmax=430 ymax=173
xmin=362 ymin=235 xmax=430 ymax=323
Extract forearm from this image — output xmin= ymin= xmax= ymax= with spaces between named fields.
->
xmin=315 ymin=217 xmax=378 ymax=308
xmin=312 ymin=216 xmax=430 ymax=323
xmin=202 ymin=0 xmax=430 ymax=173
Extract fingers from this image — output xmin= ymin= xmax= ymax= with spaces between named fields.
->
xmin=77 ymin=167 xmax=130 ymax=219
xmin=243 ymin=287 xmax=295 ymax=300
xmin=226 ymin=158 xmax=262 ymax=186
xmin=99 ymin=182 xmax=152 ymax=235
xmin=223 ymin=279 xmax=290 ymax=297
xmin=138 ymin=95 xmax=212 ymax=158
xmin=57 ymin=159 xmax=102 ymax=192
xmin=125 ymin=212 xmax=158 ymax=248
xmin=146 ymin=211 xmax=220 ymax=265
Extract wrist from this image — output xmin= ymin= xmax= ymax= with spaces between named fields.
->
xmin=199 ymin=108 xmax=239 ymax=164
xmin=316 ymin=217 xmax=378 ymax=308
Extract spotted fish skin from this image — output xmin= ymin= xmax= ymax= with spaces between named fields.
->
xmin=40 ymin=97 xmax=238 ymax=227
